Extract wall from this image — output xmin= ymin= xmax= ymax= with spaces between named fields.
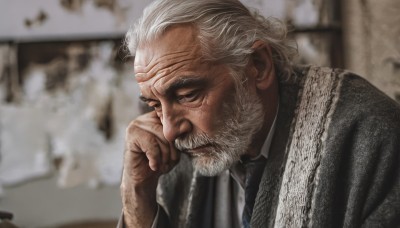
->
xmin=0 ymin=1 xmax=146 ymax=227
xmin=343 ymin=0 xmax=400 ymax=102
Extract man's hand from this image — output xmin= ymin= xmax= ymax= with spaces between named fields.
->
xmin=121 ymin=111 xmax=180 ymax=227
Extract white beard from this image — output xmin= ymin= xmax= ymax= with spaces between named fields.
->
xmin=175 ymin=86 xmax=265 ymax=176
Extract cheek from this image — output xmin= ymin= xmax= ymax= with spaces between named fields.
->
xmin=188 ymin=99 xmax=227 ymax=135
xmin=188 ymin=76 xmax=237 ymax=135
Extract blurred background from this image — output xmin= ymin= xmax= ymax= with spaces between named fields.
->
xmin=0 ymin=0 xmax=399 ymax=227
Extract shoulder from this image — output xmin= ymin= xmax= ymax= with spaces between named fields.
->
xmin=295 ymin=65 xmax=400 ymax=129
xmin=293 ymin=65 xmax=400 ymax=156
xmin=317 ymin=67 xmax=400 ymax=167
xmin=330 ymin=68 xmax=400 ymax=135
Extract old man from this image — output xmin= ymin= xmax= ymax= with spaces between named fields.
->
xmin=120 ymin=0 xmax=400 ymax=227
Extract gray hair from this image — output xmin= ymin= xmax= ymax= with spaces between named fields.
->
xmin=125 ymin=0 xmax=298 ymax=81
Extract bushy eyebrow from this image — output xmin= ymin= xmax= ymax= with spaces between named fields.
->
xmin=139 ymin=76 xmax=207 ymax=102
xmin=165 ymin=77 xmax=207 ymax=95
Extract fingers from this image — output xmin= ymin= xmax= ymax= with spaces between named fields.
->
xmin=133 ymin=135 xmax=163 ymax=172
xmin=144 ymin=145 xmax=161 ymax=172
xmin=124 ymin=111 xmax=182 ymax=187
xmin=135 ymin=136 xmax=179 ymax=174
xmin=154 ymin=137 xmax=170 ymax=172
xmin=134 ymin=112 xmax=168 ymax=144
xmin=151 ymin=138 xmax=181 ymax=173
xmin=125 ymin=124 xmax=179 ymax=174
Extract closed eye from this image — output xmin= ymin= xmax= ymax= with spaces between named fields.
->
xmin=177 ymin=91 xmax=199 ymax=103
xmin=148 ymin=101 xmax=162 ymax=111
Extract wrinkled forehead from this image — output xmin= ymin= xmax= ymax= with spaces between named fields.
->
xmin=134 ymin=25 xmax=202 ymax=80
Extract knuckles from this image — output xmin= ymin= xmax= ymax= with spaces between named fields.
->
xmin=125 ymin=112 xmax=163 ymax=138
xmin=123 ymin=112 xmax=180 ymax=178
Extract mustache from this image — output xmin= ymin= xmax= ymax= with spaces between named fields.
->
xmin=175 ymin=132 xmax=215 ymax=151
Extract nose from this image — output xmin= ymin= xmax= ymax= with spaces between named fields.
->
xmin=161 ymin=106 xmax=192 ymax=143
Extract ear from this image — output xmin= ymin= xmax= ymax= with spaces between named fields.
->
xmin=247 ymin=40 xmax=275 ymax=90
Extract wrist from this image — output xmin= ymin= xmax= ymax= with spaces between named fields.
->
xmin=121 ymin=179 xmax=158 ymax=227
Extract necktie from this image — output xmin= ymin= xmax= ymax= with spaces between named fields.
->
xmin=242 ymin=157 xmax=267 ymax=228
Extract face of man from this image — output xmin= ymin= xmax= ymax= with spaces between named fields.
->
xmin=134 ymin=25 xmax=264 ymax=176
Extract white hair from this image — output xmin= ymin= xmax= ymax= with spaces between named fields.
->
xmin=125 ymin=0 xmax=297 ymax=81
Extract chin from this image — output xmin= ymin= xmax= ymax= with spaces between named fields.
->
xmin=191 ymin=152 xmax=240 ymax=176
